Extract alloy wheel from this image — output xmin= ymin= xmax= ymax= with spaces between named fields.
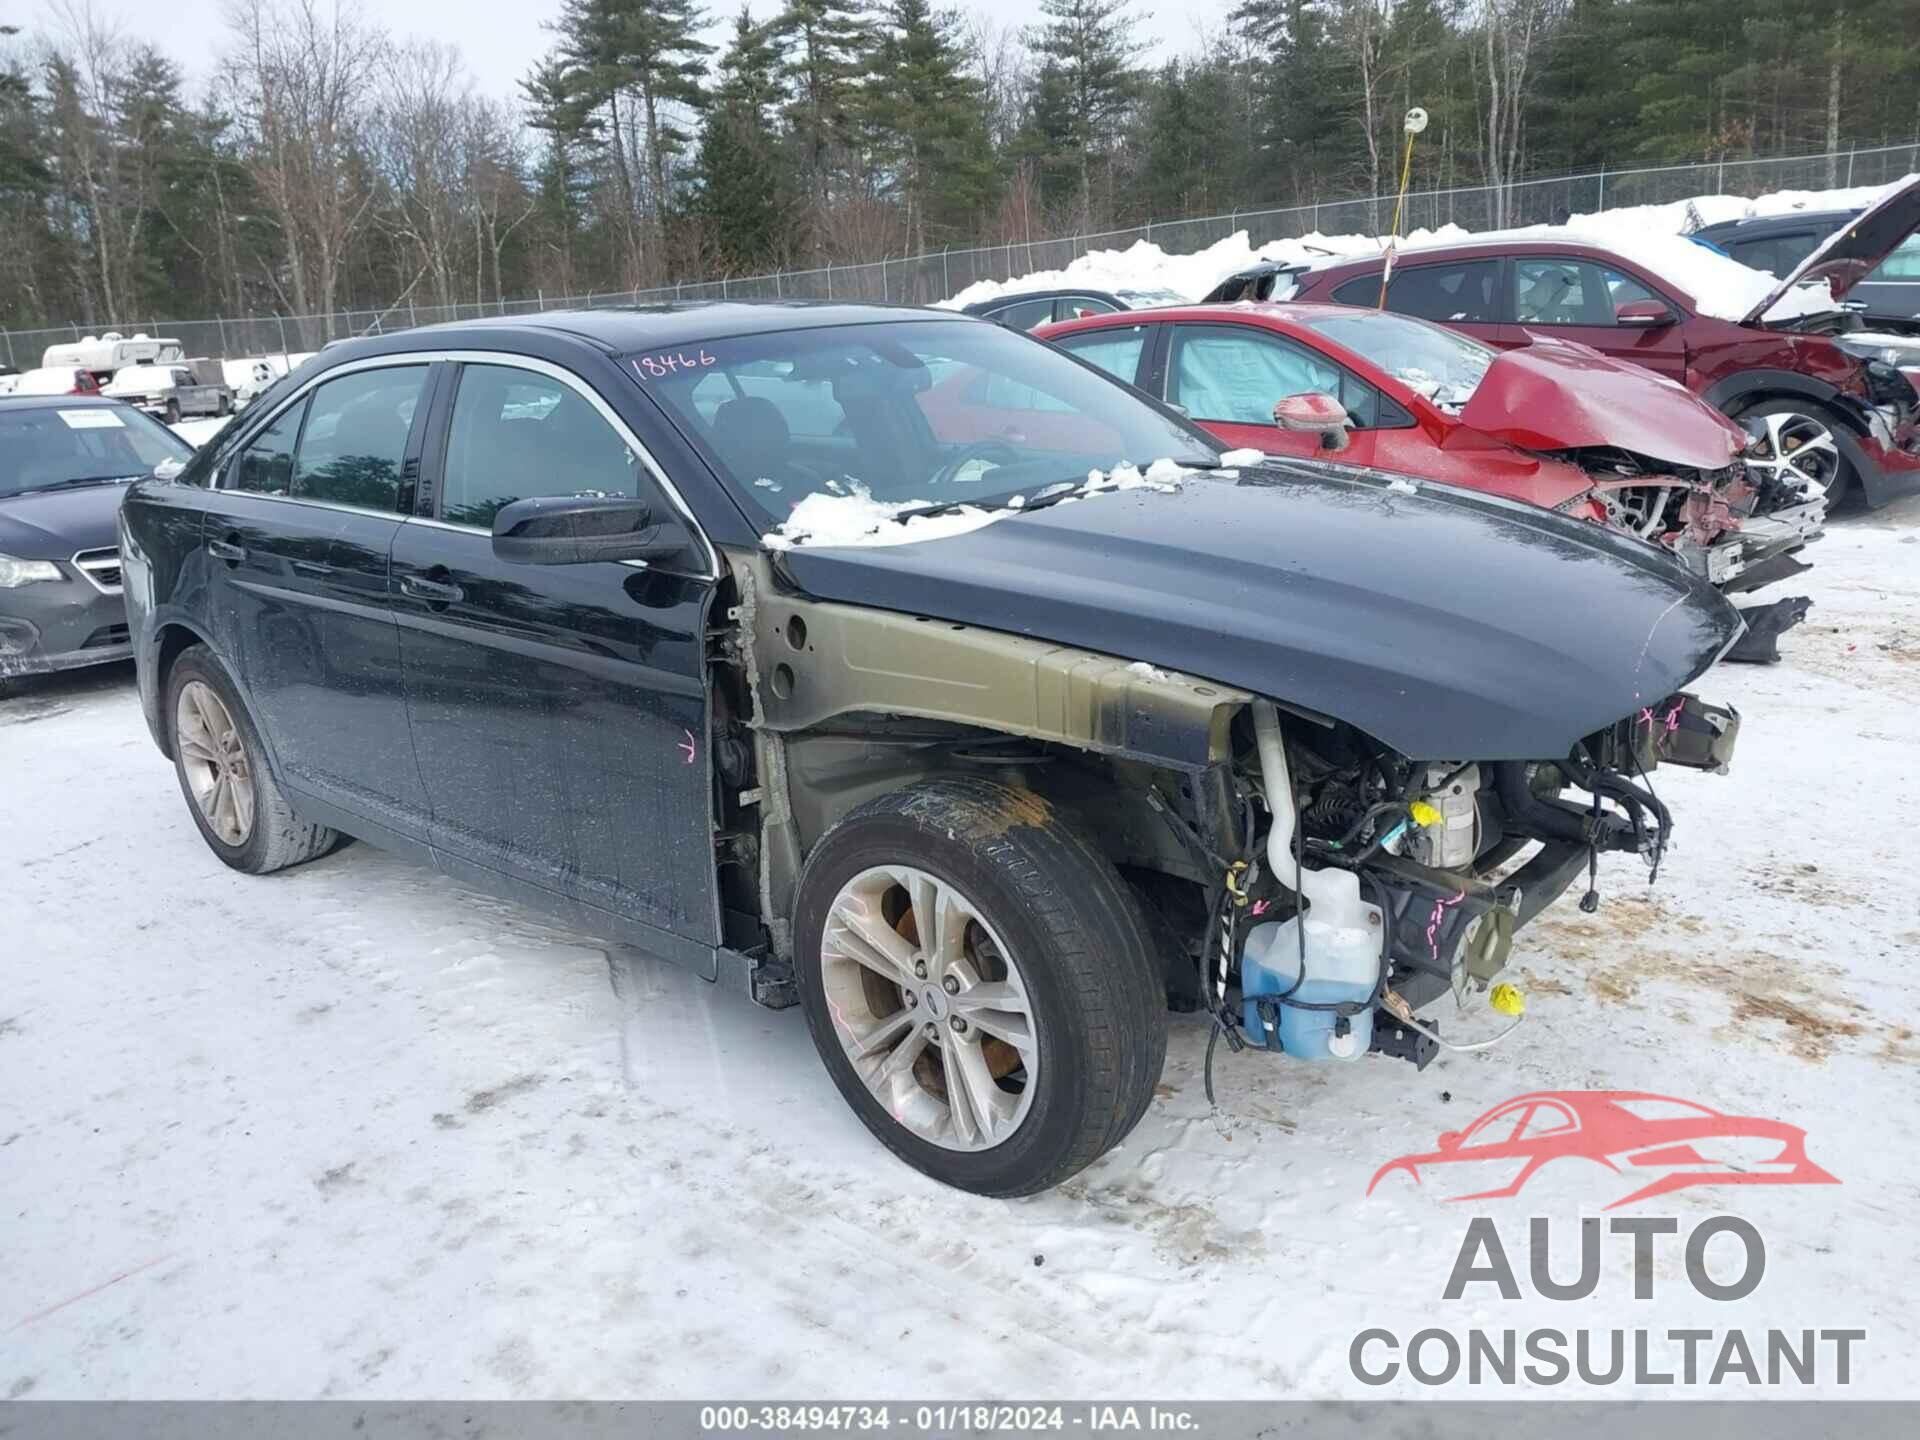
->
xmin=175 ymin=679 xmax=256 ymax=846
xmin=1743 ymin=411 xmax=1841 ymax=495
xmin=817 ymin=865 xmax=1039 ymax=1151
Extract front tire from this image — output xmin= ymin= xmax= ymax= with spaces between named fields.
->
xmin=794 ymin=777 xmax=1167 ymax=1196
xmin=166 ymin=644 xmax=337 ymax=874
xmin=1736 ymin=399 xmax=1856 ymax=507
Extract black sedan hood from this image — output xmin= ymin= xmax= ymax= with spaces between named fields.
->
xmin=0 ymin=482 xmax=129 ymax=559
xmin=777 ymin=462 xmax=1743 ymax=761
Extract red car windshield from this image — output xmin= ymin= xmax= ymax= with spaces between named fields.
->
xmin=1301 ymin=310 xmax=1495 ymax=409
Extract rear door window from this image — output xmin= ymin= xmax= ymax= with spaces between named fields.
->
xmin=1051 ymin=327 xmax=1150 ymax=387
xmin=1056 ymin=295 xmax=1120 ymax=321
xmin=1338 ymin=260 xmax=1503 ymax=323
xmin=290 ymin=367 xmax=428 ymax=511
xmin=987 ymin=297 xmax=1057 ymax=331
xmin=1868 ymin=234 xmax=1920 ymax=281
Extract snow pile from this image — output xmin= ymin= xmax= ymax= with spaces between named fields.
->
xmin=945 ymin=174 xmax=1917 ymax=328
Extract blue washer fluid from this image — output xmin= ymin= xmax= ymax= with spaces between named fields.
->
xmin=1239 ymin=915 xmax=1380 ymax=1060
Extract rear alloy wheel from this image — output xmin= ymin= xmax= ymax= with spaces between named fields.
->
xmin=795 ymin=777 xmax=1166 ymax=1196
xmin=1739 ymin=402 xmax=1853 ymax=505
xmin=166 ymin=643 xmax=339 ymax=874
xmin=176 ymin=680 xmax=255 ymax=846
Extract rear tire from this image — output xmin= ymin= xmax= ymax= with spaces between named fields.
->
xmin=794 ymin=777 xmax=1167 ymax=1196
xmin=166 ymin=644 xmax=337 ymax=874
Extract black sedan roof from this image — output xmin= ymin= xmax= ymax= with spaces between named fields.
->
xmin=395 ymin=300 xmax=967 ymax=354
xmin=962 ymin=288 xmax=1126 ymax=315
xmin=1695 ymin=208 xmax=1860 ymax=241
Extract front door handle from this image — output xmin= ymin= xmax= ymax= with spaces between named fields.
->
xmin=207 ymin=537 xmax=247 ymax=563
xmin=290 ymin=559 xmax=334 ymax=577
xmin=398 ymin=572 xmax=464 ymax=604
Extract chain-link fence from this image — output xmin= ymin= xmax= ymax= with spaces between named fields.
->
xmin=6 ymin=139 xmax=1916 ymax=370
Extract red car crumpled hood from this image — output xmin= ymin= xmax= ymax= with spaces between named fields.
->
xmin=1454 ymin=336 xmax=1748 ymax=471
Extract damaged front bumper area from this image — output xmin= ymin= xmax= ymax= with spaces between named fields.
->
xmin=1231 ymin=691 xmax=1739 ymax=1071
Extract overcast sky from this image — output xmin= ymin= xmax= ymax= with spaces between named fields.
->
xmin=7 ymin=1 xmax=1233 ymax=105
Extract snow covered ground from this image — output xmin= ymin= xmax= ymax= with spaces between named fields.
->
xmin=3 ymin=500 xmax=1918 ymax=1401
xmin=942 ymin=176 xmax=1918 ymax=323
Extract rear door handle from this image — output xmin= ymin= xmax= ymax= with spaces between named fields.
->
xmin=207 ymin=538 xmax=247 ymax=563
xmin=398 ymin=573 xmax=463 ymax=604
xmin=290 ymin=559 xmax=334 ymax=577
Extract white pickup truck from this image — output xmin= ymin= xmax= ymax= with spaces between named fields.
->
xmin=103 ymin=360 xmax=234 ymax=422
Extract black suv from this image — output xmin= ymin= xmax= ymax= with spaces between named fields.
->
xmin=1696 ymin=208 xmax=1920 ymax=356
xmin=119 ymin=304 xmax=1741 ymax=1195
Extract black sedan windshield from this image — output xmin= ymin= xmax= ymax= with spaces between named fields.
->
xmin=1 ymin=403 xmax=195 ymax=498
xmin=633 ymin=319 xmax=1218 ymax=520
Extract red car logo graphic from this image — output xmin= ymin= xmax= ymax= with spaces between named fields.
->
xmin=1367 ymin=1090 xmax=1838 ymax=1209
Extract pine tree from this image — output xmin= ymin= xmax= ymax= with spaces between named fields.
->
xmin=1132 ymin=56 xmax=1240 ymax=218
xmin=1026 ymin=0 xmax=1144 ymax=222
xmin=776 ymin=0 xmax=871 ymax=206
xmin=865 ymin=0 xmax=995 ymax=248
xmin=689 ymin=6 xmax=793 ymax=270
xmin=549 ymin=0 xmax=712 ymax=267
xmin=1232 ymin=0 xmax=1355 ymax=203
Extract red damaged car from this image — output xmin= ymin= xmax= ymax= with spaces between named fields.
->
xmin=1285 ymin=175 xmax=1920 ymax=512
xmin=1036 ymin=301 xmax=1825 ymax=651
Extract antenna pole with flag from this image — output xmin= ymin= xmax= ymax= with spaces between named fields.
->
xmin=1378 ymin=107 xmax=1429 ymax=309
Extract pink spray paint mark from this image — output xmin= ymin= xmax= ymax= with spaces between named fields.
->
xmin=1426 ymin=891 xmax=1466 ymax=965
xmin=679 ymin=729 xmax=697 ymax=764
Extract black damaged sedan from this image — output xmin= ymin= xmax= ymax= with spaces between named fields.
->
xmin=1 ymin=394 xmax=196 ymax=676
xmin=119 ymin=303 xmax=1742 ymax=1195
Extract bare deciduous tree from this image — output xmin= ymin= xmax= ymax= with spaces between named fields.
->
xmin=1475 ymin=0 xmax=1564 ymax=228
xmin=220 ymin=0 xmax=384 ymax=341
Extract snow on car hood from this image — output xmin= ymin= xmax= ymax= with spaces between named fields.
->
xmin=1455 ymin=335 xmax=1748 ymax=471
xmin=1744 ymin=174 xmax=1920 ymax=324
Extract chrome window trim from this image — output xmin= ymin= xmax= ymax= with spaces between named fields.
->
xmin=213 ymin=348 xmax=719 ymax=580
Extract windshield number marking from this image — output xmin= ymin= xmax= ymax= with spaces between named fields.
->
xmin=634 ymin=350 xmax=717 ymax=380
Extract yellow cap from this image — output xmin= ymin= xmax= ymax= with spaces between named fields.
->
xmin=1489 ymin=982 xmax=1526 ymax=1017
xmin=1409 ymin=800 xmax=1443 ymax=828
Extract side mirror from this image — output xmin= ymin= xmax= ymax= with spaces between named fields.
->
xmin=1273 ymin=391 xmax=1352 ymax=452
xmin=1613 ymin=299 xmax=1676 ymax=329
xmin=491 ymin=494 xmax=687 ymax=567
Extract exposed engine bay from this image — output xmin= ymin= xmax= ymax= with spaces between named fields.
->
xmin=1196 ymin=693 xmax=1738 ymax=1073
xmin=1545 ymin=444 xmax=1824 ymax=582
